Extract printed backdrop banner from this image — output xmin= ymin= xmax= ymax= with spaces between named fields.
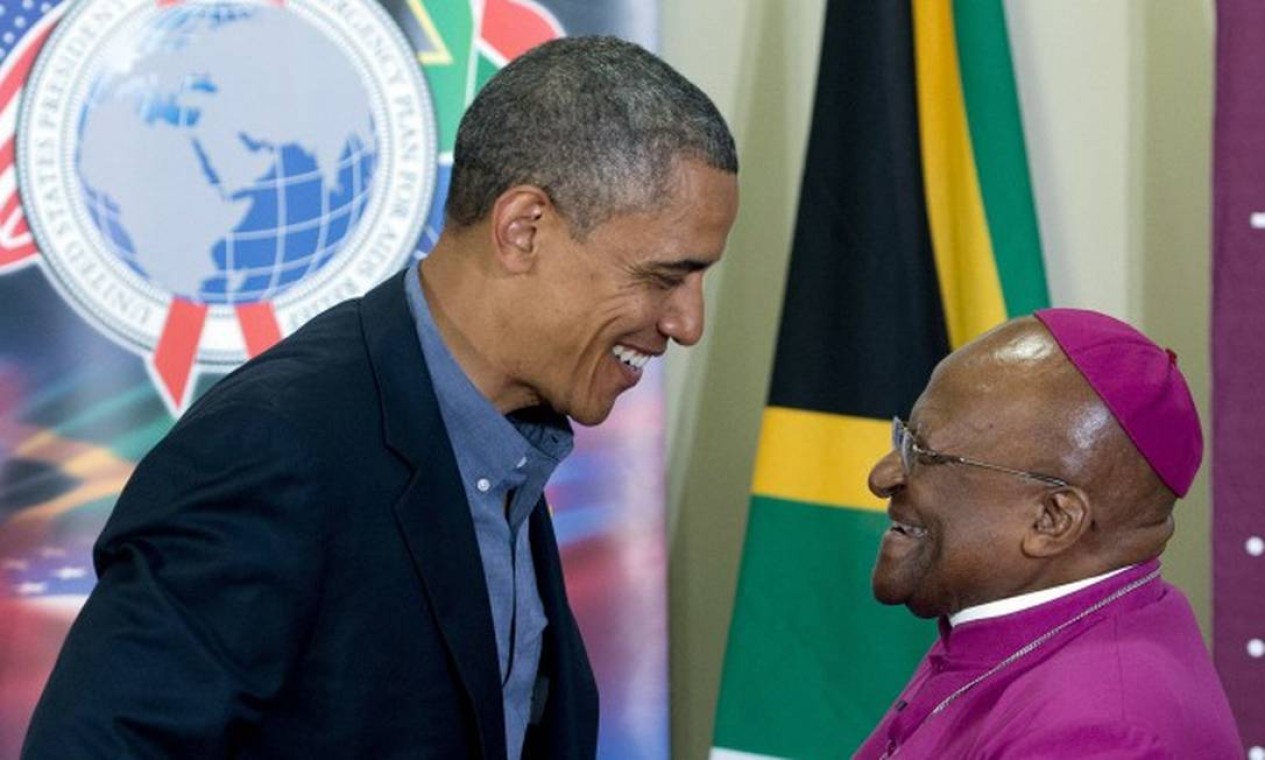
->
xmin=1212 ymin=1 xmax=1265 ymax=754
xmin=0 ymin=1 xmax=664 ymax=757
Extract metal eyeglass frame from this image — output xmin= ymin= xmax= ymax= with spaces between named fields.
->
xmin=892 ymin=417 xmax=1070 ymax=488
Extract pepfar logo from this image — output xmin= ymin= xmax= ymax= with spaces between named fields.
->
xmin=11 ymin=0 xmax=436 ymax=414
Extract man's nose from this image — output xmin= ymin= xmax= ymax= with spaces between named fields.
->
xmin=660 ymin=274 xmax=704 ymax=347
xmin=868 ymin=448 xmax=906 ymax=499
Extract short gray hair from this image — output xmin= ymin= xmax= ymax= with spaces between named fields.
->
xmin=445 ymin=35 xmax=738 ymax=237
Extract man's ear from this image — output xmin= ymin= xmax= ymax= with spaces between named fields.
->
xmin=1023 ymin=488 xmax=1091 ymax=558
xmin=490 ymin=185 xmax=550 ymax=274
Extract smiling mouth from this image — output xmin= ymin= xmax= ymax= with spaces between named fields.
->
xmin=889 ymin=520 xmax=928 ymax=539
xmin=612 ymin=344 xmax=652 ymax=371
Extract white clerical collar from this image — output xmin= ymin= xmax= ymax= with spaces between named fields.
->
xmin=948 ymin=565 xmax=1137 ymax=628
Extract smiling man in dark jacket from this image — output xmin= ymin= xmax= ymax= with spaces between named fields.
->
xmin=23 ymin=36 xmax=738 ymax=759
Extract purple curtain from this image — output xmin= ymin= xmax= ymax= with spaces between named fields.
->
xmin=1213 ymin=1 xmax=1265 ymax=753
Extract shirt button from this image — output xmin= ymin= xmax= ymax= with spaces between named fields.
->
xmin=515 ymin=457 xmax=527 ymax=469
xmin=476 ymin=478 xmax=491 ymax=493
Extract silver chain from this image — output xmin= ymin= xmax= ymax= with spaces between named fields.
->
xmin=877 ymin=568 xmax=1162 ymax=759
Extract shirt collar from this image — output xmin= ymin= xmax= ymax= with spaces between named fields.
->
xmin=948 ymin=564 xmax=1136 ymax=628
xmin=935 ymin=560 xmax=1163 ymax=665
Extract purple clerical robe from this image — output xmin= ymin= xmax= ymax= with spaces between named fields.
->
xmin=854 ymin=561 xmax=1242 ymax=759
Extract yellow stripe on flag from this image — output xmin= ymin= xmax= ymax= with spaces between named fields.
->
xmin=751 ymin=407 xmax=890 ymax=512
xmin=913 ymin=0 xmax=1007 ymax=348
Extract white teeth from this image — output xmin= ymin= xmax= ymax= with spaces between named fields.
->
xmin=890 ymin=521 xmax=928 ymax=539
xmin=612 ymin=345 xmax=651 ymax=370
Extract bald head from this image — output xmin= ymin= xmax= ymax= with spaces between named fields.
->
xmin=952 ymin=318 xmax=1176 ymax=543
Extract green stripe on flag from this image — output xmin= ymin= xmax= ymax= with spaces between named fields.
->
xmin=714 ymin=497 xmax=936 ymax=757
xmin=952 ymin=0 xmax=1050 ymax=316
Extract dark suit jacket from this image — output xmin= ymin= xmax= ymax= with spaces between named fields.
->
xmin=22 ymin=272 xmax=599 ymax=759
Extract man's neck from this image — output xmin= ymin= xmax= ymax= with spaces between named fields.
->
xmin=418 ymin=251 xmax=537 ymax=414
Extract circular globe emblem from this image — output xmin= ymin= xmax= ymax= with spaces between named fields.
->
xmin=17 ymin=0 xmax=435 ymax=405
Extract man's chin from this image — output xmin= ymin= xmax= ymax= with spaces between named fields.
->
xmin=871 ymin=576 xmax=938 ymax=618
xmin=565 ymin=400 xmax=617 ymax=427
xmin=561 ymin=385 xmax=630 ymax=426
xmin=871 ymin=576 xmax=905 ymax=608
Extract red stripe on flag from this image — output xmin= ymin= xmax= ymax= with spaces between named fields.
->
xmin=480 ymin=0 xmax=563 ymax=62
xmin=0 ymin=140 xmax=12 ymax=172
xmin=0 ymin=242 xmax=36 ymax=270
xmin=151 ymin=298 xmax=208 ymax=412
xmin=236 ymin=302 xmax=283 ymax=357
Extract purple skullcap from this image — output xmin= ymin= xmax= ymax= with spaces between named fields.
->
xmin=1034 ymin=308 xmax=1203 ymax=497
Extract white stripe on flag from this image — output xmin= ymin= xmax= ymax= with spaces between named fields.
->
xmin=710 ymin=747 xmax=789 ymax=760
xmin=0 ymin=91 xmax=18 ymax=144
xmin=0 ymin=165 xmax=16 ymax=203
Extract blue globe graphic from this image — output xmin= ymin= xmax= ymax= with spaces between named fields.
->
xmin=75 ymin=2 xmax=379 ymax=305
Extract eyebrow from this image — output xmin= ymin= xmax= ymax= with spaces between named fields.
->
xmin=648 ymin=259 xmax=714 ymax=275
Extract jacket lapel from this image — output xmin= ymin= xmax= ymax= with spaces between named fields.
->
xmin=359 ymin=271 xmax=506 ymax=759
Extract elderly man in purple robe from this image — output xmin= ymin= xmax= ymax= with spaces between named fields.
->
xmin=854 ymin=308 xmax=1242 ymax=759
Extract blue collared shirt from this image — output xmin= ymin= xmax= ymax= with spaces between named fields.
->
xmin=404 ymin=265 xmax=572 ymax=759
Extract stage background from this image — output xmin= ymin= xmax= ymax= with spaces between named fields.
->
xmin=0 ymin=0 xmax=1253 ymax=758
xmin=0 ymin=1 xmax=666 ymax=758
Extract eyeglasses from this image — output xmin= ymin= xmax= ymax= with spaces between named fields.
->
xmin=891 ymin=417 xmax=1070 ymax=487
